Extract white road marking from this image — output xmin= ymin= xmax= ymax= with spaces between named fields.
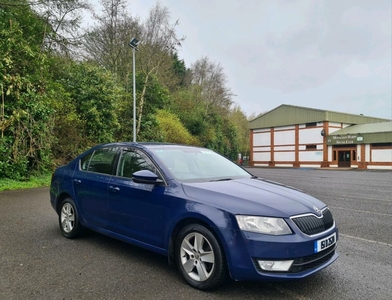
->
xmin=340 ymin=234 xmax=392 ymax=247
xmin=329 ymin=205 xmax=392 ymax=217
xmin=340 ymin=195 xmax=392 ymax=203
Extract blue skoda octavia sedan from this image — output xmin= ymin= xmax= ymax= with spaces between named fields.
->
xmin=50 ymin=142 xmax=338 ymax=290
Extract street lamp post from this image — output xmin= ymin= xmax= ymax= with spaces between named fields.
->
xmin=129 ymin=37 xmax=140 ymax=143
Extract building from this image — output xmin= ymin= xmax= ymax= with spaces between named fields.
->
xmin=249 ymin=105 xmax=392 ymax=170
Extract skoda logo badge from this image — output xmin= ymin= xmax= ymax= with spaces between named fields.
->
xmin=313 ymin=205 xmax=321 ymax=215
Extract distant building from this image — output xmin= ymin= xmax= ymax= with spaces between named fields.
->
xmin=248 ymin=105 xmax=392 ymax=169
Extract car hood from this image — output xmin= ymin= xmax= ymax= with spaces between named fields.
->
xmin=181 ymin=178 xmax=326 ymax=217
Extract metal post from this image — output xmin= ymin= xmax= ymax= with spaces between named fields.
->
xmin=129 ymin=37 xmax=139 ymax=143
xmin=132 ymin=47 xmax=136 ymax=143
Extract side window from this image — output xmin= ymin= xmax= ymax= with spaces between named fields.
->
xmin=81 ymin=153 xmax=93 ymax=171
xmin=81 ymin=147 xmax=118 ymax=175
xmin=117 ymin=149 xmax=156 ymax=178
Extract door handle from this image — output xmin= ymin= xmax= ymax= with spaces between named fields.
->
xmin=73 ymin=179 xmax=81 ymax=184
xmin=109 ymin=186 xmax=120 ymax=192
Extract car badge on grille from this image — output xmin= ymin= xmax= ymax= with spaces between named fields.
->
xmin=313 ymin=205 xmax=321 ymax=216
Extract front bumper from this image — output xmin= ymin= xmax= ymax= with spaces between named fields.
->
xmin=223 ymin=226 xmax=339 ymax=281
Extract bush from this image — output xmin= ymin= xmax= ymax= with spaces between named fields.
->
xmin=156 ymin=110 xmax=199 ymax=145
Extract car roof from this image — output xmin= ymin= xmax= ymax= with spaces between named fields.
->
xmin=99 ymin=142 xmax=204 ymax=150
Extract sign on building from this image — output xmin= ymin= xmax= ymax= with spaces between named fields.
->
xmin=326 ymin=134 xmax=364 ymax=145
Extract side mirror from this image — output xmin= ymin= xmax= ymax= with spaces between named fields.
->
xmin=132 ymin=170 xmax=163 ymax=185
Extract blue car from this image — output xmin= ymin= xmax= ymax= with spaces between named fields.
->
xmin=50 ymin=142 xmax=338 ymax=290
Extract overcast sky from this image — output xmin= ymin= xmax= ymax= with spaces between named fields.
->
xmin=87 ymin=0 xmax=392 ymax=119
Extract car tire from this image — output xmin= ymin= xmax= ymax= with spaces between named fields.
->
xmin=59 ymin=197 xmax=83 ymax=239
xmin=175 ymin=224 xmax=227 ymax=290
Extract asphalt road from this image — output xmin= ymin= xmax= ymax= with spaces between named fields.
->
xmin=1 ymin=168 xmax=391 ymax=299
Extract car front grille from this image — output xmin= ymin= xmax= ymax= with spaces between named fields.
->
xmin=291 ymin=208 xmax=334 ymax=235
xmin=253 ymin=244 xmax=337 ymax=274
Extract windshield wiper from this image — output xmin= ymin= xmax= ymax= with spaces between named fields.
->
xmin=210 ymin=178 xmax=232 ymax=182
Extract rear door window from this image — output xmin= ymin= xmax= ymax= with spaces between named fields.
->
xmin=81 ymin=147 xmax=119 ymax=175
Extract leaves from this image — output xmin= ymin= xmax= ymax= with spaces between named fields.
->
xmin=0 ymin=3 xmax=55 ymax=178
xmin=0 ymin=0 xmax=250 ymax=179
xmin=156 ymin=110 xmax=199 ymax=145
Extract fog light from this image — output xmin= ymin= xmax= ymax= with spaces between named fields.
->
xmin=258 ymin=260 xmax=293 ymax=271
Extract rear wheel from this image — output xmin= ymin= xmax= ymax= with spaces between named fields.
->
xmin=59 ymin=197 xmax=83 ymax=239
xmin=175 ymin=224 xmax=227 ymax=290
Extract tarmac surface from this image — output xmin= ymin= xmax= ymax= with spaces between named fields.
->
xmin=0 ymin=168 xmax=391 ymax=299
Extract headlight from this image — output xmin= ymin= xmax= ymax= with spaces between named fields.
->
xmin=236 ymin=216 xmax=292 ymax=235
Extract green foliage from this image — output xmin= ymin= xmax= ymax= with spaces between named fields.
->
xmin=0 ymin=1 xmax=250 ymax=182
xmin=156 ymin=110 xmax=199 ymax=145
xmin=169 ymin=88 xmax=206 ymax=136
xmin=0 ymin=173 xmax=52 ymax=192
xmin=229 ymin=105 xmax=250 ymax=155
xmin=115 ymin=74 xmax=169 ymax=142
xmin=168 ymin=88 xmax=240 ymax=160
xmin=222 ymin=120 xmax=240 ymax=160
xmin=198 ymin=112 xmax=240 ymax=160
xmin=171 ymin=53 xmax=189 ymax=87
xmin=0 ymin=2 xmax=55 ymax=179
xmin=48 ymin=79 xmax=84 ymax=162
xmin=137 ymin=75 xmax=171 ymax=141
xmin=0 ymin=136 xmax=27 ymax=180
xmin=59 ymin=62 xmax=121 ymax=147
xmin=0 ymin=0 xmax=49 ymax=77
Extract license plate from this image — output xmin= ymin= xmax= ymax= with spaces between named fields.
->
xmin=314 ymin=232 xmax=336 ymax=253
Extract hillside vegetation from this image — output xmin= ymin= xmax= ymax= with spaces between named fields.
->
xmin=0 ymin=0 xmax=250 ymax=180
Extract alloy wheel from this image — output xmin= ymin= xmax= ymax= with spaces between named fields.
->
xmin=180 ymin=232 xmax=215 ymax=282
xmin=61 ymin=203 xmax=75 ymax=233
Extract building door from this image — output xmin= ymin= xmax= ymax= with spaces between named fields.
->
xmin=338 ymin=151 xmax=351 ymax=167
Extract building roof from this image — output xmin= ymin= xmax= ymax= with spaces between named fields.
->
xmin=327 ymin=122 xmax=392 ymax=145
xmin=249 ymin=104 xmax=390 ymax=129
xmin=329 ymin=122 xmax=392 ymax=135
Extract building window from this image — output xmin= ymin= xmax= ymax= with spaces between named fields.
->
xmin=353 ymin=150 xmax=356 ymax=161
xmin=306 ymin=145 xmax=317 ymax=150
xmin=371 ymin=143 xmax=392 ymax=149
xmin=333 ymin=151 xmax=337 ymax=161
xmin=305 ymin=122 xmax=317 ymax=127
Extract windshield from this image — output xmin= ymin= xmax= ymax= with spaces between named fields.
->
xmin=150 ymin=146 xmax=251 ymax=182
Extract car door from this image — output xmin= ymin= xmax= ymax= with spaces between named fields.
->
xmin=73 ymin=146 xmax=119 ymax=228
xmin=107 ymin=147 xmax=167 ymax=248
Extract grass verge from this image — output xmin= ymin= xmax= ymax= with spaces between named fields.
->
xmin=0 ymin=173 xmax=52 ymax=192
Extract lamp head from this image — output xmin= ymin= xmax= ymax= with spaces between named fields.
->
xmin=129 ymin=38 xmax=140 ymax=49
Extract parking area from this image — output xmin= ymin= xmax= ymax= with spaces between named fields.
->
xmin=0 ymin=168 xmax=391 ymax=299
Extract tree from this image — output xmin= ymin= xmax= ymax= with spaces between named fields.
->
xmin=171 ymin=52 xmax=189 ymax=88
xmin=166 ymin=57 xmax=239 ymax=156
xmin=115 ymin=73 xmax=169 ymax=142
xmin=190 ymin=56 xmax=233 ymax=116
xmin=31 ymin=0 xmax=91 ymax=55
xmin=0 ymin=0 xmax=55 ymax=178
xmin=135 ymin=2 xmax=184 ymax=137
xmin=58 ymin=62 xmax=121 ymax=148
xmin=229 ymin=105 xmax=250 ymax=156
xmin=169 ymin=88 xmax=206 ymax=136
xmin=0 ymin=1 xmax=248 ymax=179
xmin=82 ymin=2 xmax=185 ymax=141
xmin=156 ymin=110 xmax=199 ymax=145
xmin=83 ymin=0 xmax=141 ymax=80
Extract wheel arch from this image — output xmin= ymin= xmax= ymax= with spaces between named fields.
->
xmin=167 ymin=215 xmax=231 ymax=275
xmin=56 ymin=192 xmax=73 ymax=214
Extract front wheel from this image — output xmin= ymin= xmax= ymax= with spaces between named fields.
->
xmin=59 ymin=197 xmax=83 ymax=239
xmin=175 ymin=224 xmax=227 ymax=290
